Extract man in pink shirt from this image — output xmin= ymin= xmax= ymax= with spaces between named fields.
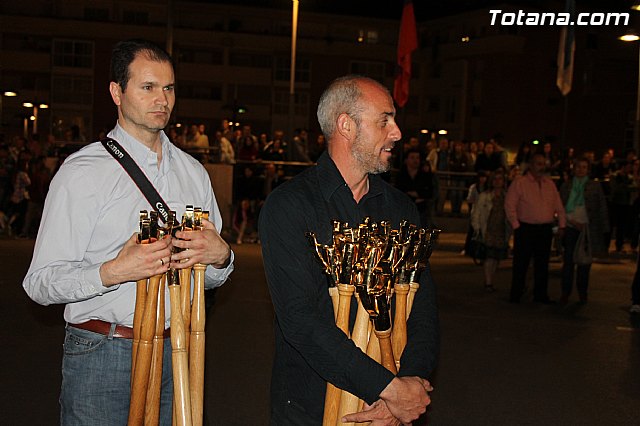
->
xmin=505 ymin=152 xmax=566 ymax=303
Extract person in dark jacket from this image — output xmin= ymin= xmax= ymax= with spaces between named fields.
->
xmin=559 ymin=157 xmax=609 ymax=304
xmin=259 ymin=75 xmax=438 ymax=425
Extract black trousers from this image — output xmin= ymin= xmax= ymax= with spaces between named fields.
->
xmin=510 ymin=222 xmax=554 ymax=302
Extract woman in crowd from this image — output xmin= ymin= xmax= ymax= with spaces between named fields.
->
xmin=470 ymin=171 xmax=511 ymax=292
xmin=464 ymin=170 xmax=489 ymax=255
xmin=559 ymin=157 xmax=610 ymax=304
xmin=515 ymin=141 xmax=533 ymax=173
xmin=396 ymin=149 xmax=437 ymax=227
xmin=4 ymin=158 xmax=31 ymax=236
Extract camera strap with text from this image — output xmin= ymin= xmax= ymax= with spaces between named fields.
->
xmin=101 ymin=137 xmax=170 ymax=223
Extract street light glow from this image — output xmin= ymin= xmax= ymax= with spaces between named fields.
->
xmin=3 ymin=91 xmax=17 ymax=97
xmin=23 ymin=102 xmax=33 ymax=108
xmin=620 ymin=34 xmax=640 ymax=42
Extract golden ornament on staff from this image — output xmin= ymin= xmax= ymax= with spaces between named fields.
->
xmin=127 ymin=206 xmax=209 ymax=426
xmin=306 ymin=218 xmax=439 ymax=426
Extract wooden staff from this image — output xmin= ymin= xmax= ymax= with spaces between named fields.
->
xmin=180 ymin=207 xmax=195 ymax=355
xmin=128 ymin=272 xmax=163 ymax=425
xmin=189 ymin=263 xmax=206 ymax=426
xmin=407 ymin=282 xmax=419 ymax=318
xmin=132 ymin=277 xmax=147 ymax=379
xmin=366 ymin=324 xmax=381 ymax=364
xmin=132 ymin=215 xmax=152 ymax=378
xmin=180 ymin=267 xmax=192 ymax=353
xmin=375 ymin=328 xmax=397 ymax=374
xmin=168 ymin=272 xmax=193 ymax=426
xmin=144 ymin=274 xmax=166 ymax=425
xmin=337 ymin=294 xmax=370 ymax=424
xmin=328 ymin=286 xmax=339 ymax=319
xmin=391 ymin=283 xmax=410 ymax=367
xmin=322 ymin=283 xmax=354 ymax=426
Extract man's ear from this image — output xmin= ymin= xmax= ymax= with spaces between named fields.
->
xmin=336 ymin=113 xmax=353 ymax=140
xmin=109 ymin=82 xmax=122 ymax=106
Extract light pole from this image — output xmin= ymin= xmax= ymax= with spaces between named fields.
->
xmin=619 ymin=31 xmax=640 ymax=154
xmin=288 ymin=0 xmax=299 ymax=148
xmin=625 ymin=2 xmax=640 ymax=154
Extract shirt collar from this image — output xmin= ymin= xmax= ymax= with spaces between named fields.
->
xmin=108 ymin=123 xmax=173 ymax=175
xmin=316 ymin=150 xmax=384 ymax=202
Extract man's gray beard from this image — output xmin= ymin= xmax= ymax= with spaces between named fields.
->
xmin=351 ymin=133 xmax=391 ymax=175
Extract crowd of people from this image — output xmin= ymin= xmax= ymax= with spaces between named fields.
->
xmin=394 ymin=136 xmax=640 ymax=312
xmin=163 ymin=120 xmax=327 ymax=166
xmin=0 ymin=135 xmax=53 ymax=238
xmin=3 ymin=78 xmax=640 ymax=314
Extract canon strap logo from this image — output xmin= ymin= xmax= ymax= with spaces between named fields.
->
xmin=101 ymin=137 xmax=171 ymax=224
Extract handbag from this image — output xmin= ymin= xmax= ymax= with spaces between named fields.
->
xmin=469 ymin=233 xmax=487 ymax=264
xmin=573 ymin=227 xmax=592 ymax=265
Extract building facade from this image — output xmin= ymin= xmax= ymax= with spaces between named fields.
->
xmin=0 ymin=0 xmax=637 ymax=156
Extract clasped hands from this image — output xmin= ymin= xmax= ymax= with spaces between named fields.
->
xmin=341 ymin=376 xmax=433 ymax=426
xmin=100 ymin=219 xmax=230 ymax=287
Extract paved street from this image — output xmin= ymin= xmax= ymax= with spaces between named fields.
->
xmin=2 ymin=223 xmax=639 ymax=425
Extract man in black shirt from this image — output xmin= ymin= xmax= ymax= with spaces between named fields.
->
xmin=259 ymin=75 xmax=439 ymax=425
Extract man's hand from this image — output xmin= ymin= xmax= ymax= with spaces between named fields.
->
xmin=341 ymin=400 xmax=404 ymax=425
xmin=378 ymin=377 xmax=433 ymax=424
xmin=171 ymin=219 xmax=230 ymax=269
xmin=100 ymin=233 xmax=172 ymax=287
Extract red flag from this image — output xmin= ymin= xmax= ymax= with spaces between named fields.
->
xmin=393 ymin=0 xmax=418 ymax=108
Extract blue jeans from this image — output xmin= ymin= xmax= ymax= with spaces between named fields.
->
xmin=61 ymin=324 xmax=173 ymax=426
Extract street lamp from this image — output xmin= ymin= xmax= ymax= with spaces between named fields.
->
xmin=619 ymin=29 xmax=640 ymax=154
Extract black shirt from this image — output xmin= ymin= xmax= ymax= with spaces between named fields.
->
xmin=259 ymin=151 xmax=439 ymax=424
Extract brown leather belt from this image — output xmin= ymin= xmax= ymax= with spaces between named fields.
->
xmin=69 ymin=319 xmax=170 ymax=339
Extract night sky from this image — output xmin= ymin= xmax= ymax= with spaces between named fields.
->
xmin=189 ymin=0 xmax=638 ymax=21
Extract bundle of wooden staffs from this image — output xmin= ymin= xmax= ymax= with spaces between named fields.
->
xmin=128 ymin=205 xmax=208 ymax=426
xmin=306 ymin=218 xmax=440 ymax=426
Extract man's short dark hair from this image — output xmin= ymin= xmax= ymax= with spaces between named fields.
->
xmin=110 ymin=39 xmax=173 ymax=92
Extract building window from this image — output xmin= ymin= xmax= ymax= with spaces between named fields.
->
xmin=123 ymin=10 xmax=149 ymax=25
xmin=52 ymin=75 xmax=93 ymax=105
xmin=53 ymin=40 xmax=94 ymax=69
xmin=273 ymin=90 xmax=309 ymax=115
xmin=3 ymin=34 xmax=51 ymax=52
xmin=275 ymin=57 xmax=310 ymax=83
xmin=178 ymin=48 xmax=223 ymax=65
xmin=356 ymin=29 xmax=379 ymax=44
xmin=229 ymin=52 xmax=272 ymax=68
xmin=427 ymin=97 xmax=440 ymax=112
xmin=349 ymin=61 xmax=386 ymax=82
xmin=178 ymin=82 xmax=222 ymax=101
xmin=234 ymin=85 xmax=272 ymax=106
xmin=84 ymin=7 xmax=109 ymax=21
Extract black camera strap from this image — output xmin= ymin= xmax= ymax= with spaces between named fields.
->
xmin=101 ymin=137 xmax=170 ymax=223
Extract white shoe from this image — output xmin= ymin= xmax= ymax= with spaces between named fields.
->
xmin=630 ymin=304 xmax=640 ymax=314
